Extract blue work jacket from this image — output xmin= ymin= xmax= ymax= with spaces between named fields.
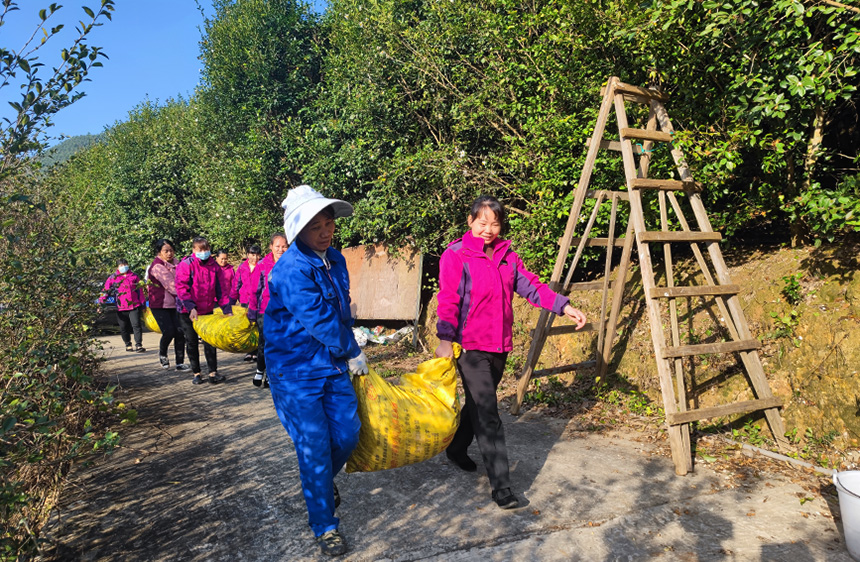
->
xmin=263 ymin=239 xmax=360 ymax=380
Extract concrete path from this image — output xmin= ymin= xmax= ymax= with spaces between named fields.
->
xmin=42 ymin=333 xmax=853 ymax=561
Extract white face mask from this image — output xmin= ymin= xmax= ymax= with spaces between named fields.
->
xmin=195 ymin=251 xmax=211 ymax=261
xmin=118 ymin=265 xmax=130 ymax=274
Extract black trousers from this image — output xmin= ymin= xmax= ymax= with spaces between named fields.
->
xmin=150 ymin=307 xmax=186 ymax=362
xmin=178 ymin=312 xmax=217 ymax=374
xmin=447 ymin=349 xmax=510 ymax=492
xmin=115 ymin=307 xmax=143 ymax=346
xmin=256 ymin=316 xmax=266 ymax=372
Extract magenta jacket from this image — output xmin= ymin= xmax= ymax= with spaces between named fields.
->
xmin=218 ymin=263 xmax=235 ymax=304
xmin=249 ymin=252 xmax=277 ymax=314
xmin=101 ymin=270 xmax=144 ymax=312
xmin=175 ymin=256 xmax=230 ymax=315
xmin=147 ymin=257 xmax=179 ymax=309
xmin=230 ymin=259 xmax=261 ymax=306
xmin=436 ymin=231 xmax=569 ymax=353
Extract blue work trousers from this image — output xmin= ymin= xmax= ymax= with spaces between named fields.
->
xmin=269 ymin=372 xmax=361 ymax=536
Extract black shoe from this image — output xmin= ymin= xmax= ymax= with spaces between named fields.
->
xmin=159 ymin=355 xmax=170 ymax=369
xmin=244 ymin=353 xmax=254 ymax=362
xmin=317 ymin=529 xmax=347 ymax=556
xmin=492 ymin=488 xmax=519 ymax=509
xmin=135 ymin=344 xmax=146 ymax=353
xmin=252 ymin=370 xmax=265 ymax=387
xmin=175 ymin=363 xmax=191 ymax=372
xmin=125 ymin=343 xmax=134 ymax=352
xmin=446 ymin=450 xmax=477 ymax=472
xmin=192 ymin=374 xmax=205 ymax=385
xmin=208 ymin=372 xmax=226 ymax=384
xmin=334 ymin=483 xmax=341 ymax=509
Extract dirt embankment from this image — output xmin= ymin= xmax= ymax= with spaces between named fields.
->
xmin=420 ymin=238 xmax=860 ymax=451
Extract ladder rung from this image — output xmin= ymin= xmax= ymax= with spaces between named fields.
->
xmin=666 ymin=396 xmax=783 ymax=426
xmin=614 ymin=81 xmax=669 ymax=101
xmin=630 ymin=178 xmax=699 ymax=192
xmin=662 ymin=338 xmax=761 ymax=359
xmin=638 ymin=231 xmax=722 ymax=243
xmin=531 ymin=323 xmax=596 ymax=337
xmin=586 ymin=138 xmax=643 ymax=155
xmin=532 ymin=360 xmax=597 ymax=379
xmin=647 ymin=285 xmax=740 ymax=299
xmin=571 ymin=236 xmax=628 ymax=248
xmin=586 ymin=190 xmax=629 ymax=201
xmin=566 ymin=281 xmax=614 ymax=292
xmin=620 ymin=127 xmax=673 ymax=143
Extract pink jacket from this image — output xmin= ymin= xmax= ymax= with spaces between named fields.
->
xmin=436 ymin=231 xmax=568 ymax=353
xmin=219 ymin=263 xmax=235 ymax=304
xmin=101 ymin=270 xmax=144 ymax=312
xmin=147 ymin=257 xmax=179 ymax=309
xmin=230 ymin=259 xmax=261 ymax=306
xmin=175 ymin=256 xmax=230 ymax=315
xmin=250 ymin=252 xmax=277 ymax=314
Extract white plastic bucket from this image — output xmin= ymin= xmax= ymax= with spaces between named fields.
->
xmin=834 ymin=471 xmax=860 ymax=561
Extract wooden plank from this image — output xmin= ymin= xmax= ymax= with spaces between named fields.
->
xmin=620 ymin=127 xmax=673 ymax=143
xmin=570 ymin=237 xmax=628 ymax=248
xmin=663 ymin=338 xmax=761 ymax=359
xmin=601 ymin=81 xmax=669 ymax=102
xmin=638 ymin=231 xmax=722 ymax=243
xmin=531 ymin=323 xmax=596 ymax=337
xmin=342 ymin=244 xmax=422 ymax=321
xmin=630 ymin=178 xmax=699 ymax=192
xmin=666 ymin=397 xmax=784 ymax=426
xmin=565 ymin=281 xmax=614 ymax=292
xmin=586 ymin=138 xmax=643 ymax=155
xmin=533 ymin=360 xmax=597 ymax=378
xmin=587 ymin=190 xmax=629 ymax=201
xmin=647 ymin=284 xmax=741 ymax=299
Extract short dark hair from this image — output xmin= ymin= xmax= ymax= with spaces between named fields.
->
xmin=192 ymin=236 xmax=210 ymax=250
xmin=153 ymin=238 xmax=175 ymax=256
xmin=470 ymin=195 xmax=506 ymax=226
xmin=247 ymin=244 xmax=262 ymax=255
xmin=215 ymin=249 xmax=229 ymax=258
xmin=117 ymin=258 xmax=129 ymax=266
xmin=270 ymin=232 xmax=287 ymax=245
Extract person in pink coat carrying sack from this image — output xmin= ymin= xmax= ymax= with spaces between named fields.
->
xmin=147 ymin=238 xmax=189 ymax=371
xmin=230 ymin=243 xmax=263 ymax=362
xmin=175 ymin=236 xmax=233 ymax=385
xmin=247 ymin=234 xmax=287 ymax=387
xmin=435 ymin=195 xmax=587 ymax=510
xmin=100 ymin=259 xmax=147 ymax=353
xmin=215 ymin=249 xmax=235 ymax=304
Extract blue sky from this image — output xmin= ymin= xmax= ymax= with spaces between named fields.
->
xmin=2 ymin=1 xmax=326 ymax=146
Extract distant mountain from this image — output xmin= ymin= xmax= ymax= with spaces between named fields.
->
xmin=39 ymin=133 xmax=103 ymax=169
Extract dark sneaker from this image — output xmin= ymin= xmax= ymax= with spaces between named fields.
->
xmin=175 ymin=363 xmax=191 ymax=372
xmin=159 ymin=355 xmax=170 ymax=369
xmin=243 ymin=353 xmax=254 ymax=362
xmin=252 ymin=370 xmax=265 ymax=387
xmin=334 ymin=483 xmax=341 ymax=509
xmin=192 ymin=374 xmax=205 ymax=385
xmin=125 ymin=343 xmax=134 ymax=352
xmin=317 ymin=529 xmax=347 ymax=556
xmin=135 ymin=345 xmax=146 ymax=353
xmin=492 ymin=488 xmax=519 ymax=510
xmin=208 ymin=372 xmax=226 ymax=384
xmin=446 ymin=450 xmax=477 ymax=472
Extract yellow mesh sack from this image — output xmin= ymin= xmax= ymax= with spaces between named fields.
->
xmin=193 ymin=306 xmax=259 ymax=353
xmin=142 ymin=307 xmax=161 ymax=333
xmin=347 ymin=344 xmax=461 ymax=473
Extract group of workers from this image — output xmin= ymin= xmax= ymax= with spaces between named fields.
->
xmin=99 ymin=185 xmax=587 ymax=557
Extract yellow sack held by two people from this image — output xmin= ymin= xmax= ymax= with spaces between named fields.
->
xmin=193 ymin=305 xmax=259 ymax=354
xmin=142 ymin=307 xmax=161 ymax=333
xmin=347 ymin=344 xmax=461 ymax=473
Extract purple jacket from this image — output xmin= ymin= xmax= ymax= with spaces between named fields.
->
xmin=147 ymin=257 xmax=179 ymax=309
xmin=175 ymin=256 xmax=230 ymax=315
xmin=101 ymin=270 xmax=144 ymax=312
xmin=250 ymin=252 xmax=277 ymax=314
xmin=219 ymin=263 xmax=235 ymax=304
xmin=436 ymin=231 xmax=568 ymax=353
xmin=230 ymin=259 xmax=261 ymax=306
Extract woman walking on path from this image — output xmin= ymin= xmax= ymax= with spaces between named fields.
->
xmin=264 ymin=185 xmax=368 ymax=557
xmin=230 ymin=244 xmax=262 ymax=362
xmin=215 ymin=249 xmax=235 ymax=305
xmin=100 ymin=259 xmax=147 ymax=353
xmin=435 ymin=195 xmax=587 ymax=509
xmin=247 ymin=234 xmax=287 ymax=387
xmin=147 ymin=239 xmax=189 ymax=371
xmin=175 ymin=237 xmax=233 ymax=385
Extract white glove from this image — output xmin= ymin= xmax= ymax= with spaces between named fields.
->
xmin=347 ymin=350 xmax=368 ymax=376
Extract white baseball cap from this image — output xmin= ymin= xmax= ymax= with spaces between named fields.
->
xmin=281 ymin=184 xmax=354 ymax=244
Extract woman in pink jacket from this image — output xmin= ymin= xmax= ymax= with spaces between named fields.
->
xmin=100 ymin=259 xmax=146 ymax=353
xmin=230 ymin=244 xmax=262 ymax=362
xmin=147 ymin=239 xmax=189 ymax=371
xmin=246 ymin=234 xmax=288 ymax=387
xmin=435 ymin=195 xmax=586 ymax=509
xmin=215 ymin=249 xmax=235 ymax=303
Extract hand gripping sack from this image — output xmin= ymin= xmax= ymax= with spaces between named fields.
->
xmin=346 ymin=344 xmax=461 ymax=473
xmin=193 ymin=305 xmax=259 ymax=353
xmin=142 ymin=307 xmax=161 ymax=333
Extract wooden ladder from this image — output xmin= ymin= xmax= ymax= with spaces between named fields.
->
xmin=511 ymin=77 xmax=787 ymax=475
